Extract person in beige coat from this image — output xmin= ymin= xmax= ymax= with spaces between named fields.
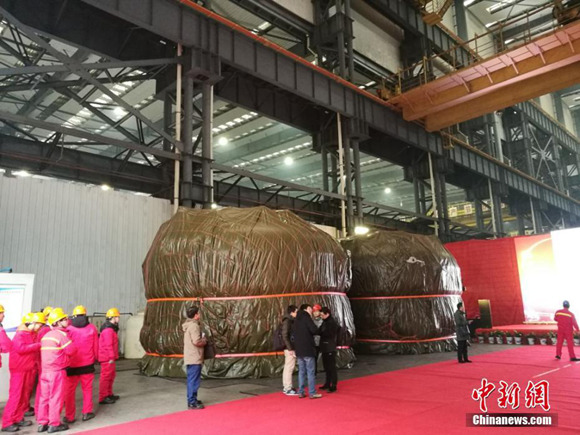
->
xmin=183 ymin=306 xmax=207 ymax=410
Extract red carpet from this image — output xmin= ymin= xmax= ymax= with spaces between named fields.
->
xmin=476 ymin=324 xmax=558 ymax=335
xmin=80 ymin=347 xmax=580 ymax=434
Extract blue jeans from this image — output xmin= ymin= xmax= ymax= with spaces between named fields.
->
xmin=186 ymin=364 xmax=202 ymax=405
xmin=297 ymin=356 xmax=316 ymax=397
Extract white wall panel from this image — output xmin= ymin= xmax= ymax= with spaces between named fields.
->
xmin=539 ymin=94 xmax=555 ymax=118
xmin=0 ymin=175 xmax=172 ymax=315
xmin=351 ymin=9 xmax=402 ymax=73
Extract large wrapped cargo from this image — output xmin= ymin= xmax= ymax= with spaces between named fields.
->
xmin=140 ymin=207 xmax=356 ymax=378
xmin=341 ymin=230 xmax=462 ymax=355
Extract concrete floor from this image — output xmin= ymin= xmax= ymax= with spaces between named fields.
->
xmin=4 ymin=344 xmax=510 ymax=434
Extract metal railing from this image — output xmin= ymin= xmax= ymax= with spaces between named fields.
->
xmin=379 ymin=1 xmax=578 ymax=96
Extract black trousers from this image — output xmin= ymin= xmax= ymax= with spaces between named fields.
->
xmin=457 ymin=340 xmax=468 ymax=362
xmin=321 ymin=351 xmax=338 ymax=389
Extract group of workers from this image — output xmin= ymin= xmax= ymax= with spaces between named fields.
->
xmin=0 ymin=305 xmax=121 ymax=433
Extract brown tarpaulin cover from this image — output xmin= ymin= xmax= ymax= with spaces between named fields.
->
xmin=341 ymin=230 xmax=463 ymax=354
xmin=140 ymin=207 xmax=356 ymax=378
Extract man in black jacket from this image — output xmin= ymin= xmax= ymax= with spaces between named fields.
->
xmin=292 ymin=304 xmax=322 ymax=399
xmin=454 ymin=302 xmax=472 ymax=363
xmin=281 ymin=305 xmax=298 ymax=396
xmin=319 ymin=307 xmax=339 ymax=392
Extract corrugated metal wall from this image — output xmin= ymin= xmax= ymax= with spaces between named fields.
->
xmin=0 ymin=174 xmax=172 ymax=315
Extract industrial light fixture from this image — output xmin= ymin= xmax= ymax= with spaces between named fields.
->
xmin=504 ymin=38 xmax=515 ymax=45
xmin=13 ymin=170 xmax=31 ymax=177
xmin=384 ymin=187 xmax=392 ymax=194
xmin=284 ymin=156 xmax=294 ymax=166
xmin=211 ymin=203 xmax=219 ymax=209
xmin=463 ymin=0 xmax=476 ymax=6
xmin=354 ymin=226 xmax=370 ymax=235
xmin=218 ymin=137 xmax=228 ymax=146
xmin=101 ymin=184 xmax=111 ymax=191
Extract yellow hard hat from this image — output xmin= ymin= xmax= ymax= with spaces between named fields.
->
xmin=47 ymin=307 xmax=67 ymax=325
xmin=72 ymin=305 xmax=87 ymax=316
xmin=32 ymin=312 xmax=46 ymax=324
xmin=42 ymin=306 xmax=53 ymax=316
xmin=22 ymin=313 xmax=34 ymax=324
xmin=0 ymin=304 xmax=5 ymax=313
xmin=106 ymin=307 xmax=120 ymax=318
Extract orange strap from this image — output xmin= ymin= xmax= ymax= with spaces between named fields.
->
xmin=350 ymin=294 xmax=461 ymax=300
xmin=357 ymin=335 xmax=456 ymax=343
xmin=146 ymin=347 xmax=351 ymax=359
xmin=147 ymin=292 xmax=348 ymax=303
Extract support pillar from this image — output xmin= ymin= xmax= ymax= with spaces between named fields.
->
xmin=418 ymin=182 xmax=427 ymax=215
xmin=343 ymin=132 xmax=354 ymax=234
xmin=321 ymin=142 xmax=330 ymax=193
xmin=330 ymin=153 xmax=338 ymax=193
xmin=552 ymin=139 xmax=566 ymax=192
xmin=437 ymin=171 xmax=450 ymax=239
xmin=474 ymin=198 xmax=484 ymax=230
xmin=512 ymin=198 xmax=528 ymax=236
xmin=344 ymin=0 xmax=355 ymax=82
xmin=530 ymin=197 xmax=543 ymax=234
xmin=181 ymin=75 xmax=194 ymax=208
xmin=352 ymin=140 xmax=363 ymax=221
xmin=454 ymin=0 xmax=468 ymax=41
xmin=201 ymin=82 xmax=214 ymax=208
xmin=336 ymin=0 xmax=346 ymax=78
xmin=520 ymin=112 xmax=535 ymax=176
xmin=163 ymin=93 xmax=173 ymax=153
xmin=488 ymin=180 xmax=504 ymax=236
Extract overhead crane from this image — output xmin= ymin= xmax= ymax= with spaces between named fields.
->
xmin=382 ymin=5 xmax=580 ymax=132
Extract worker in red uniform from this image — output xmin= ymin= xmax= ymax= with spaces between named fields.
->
xmin=98 ymin=308 xmax=120 ymax=405
xmin=63 ymin=305 xmax=98 ymax=423
xmin=37 ymin=308 xmax=76 ymax=433
xmin=0 ymin=304 xmax=13 ymax=367
xmin=2 ymin=313 xmax=43 ymax=432
xmin=555 ymin=300 xmax=580 ymax=361
xmin=32 ymin=307 xmax=54 ymax=417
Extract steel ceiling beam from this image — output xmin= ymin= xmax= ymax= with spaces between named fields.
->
xmin=1 ymin=0 xmax=578 ymax=221
xmin=0 ymin=110 xmax=181 ymax=161
xmin=0 ymin=57 xmax=180 ymax=76
xmin=0 ymin=73 xmax=153 ymax=92
xmin=0 ymin=134 xmax=168 ymax=192
xmin=0 ymin=7 xmax=184 ymax=152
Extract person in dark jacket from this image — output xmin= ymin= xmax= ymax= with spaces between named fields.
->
xmin=319 ymin=307 xmax=339 ymax=392
xmin=281 ymin=305 xmax=298 ymax=396
xmin=454 ymin=302 xmax=472 ymax=363
xmin=292 ymin=305 xmax=322 ymax=399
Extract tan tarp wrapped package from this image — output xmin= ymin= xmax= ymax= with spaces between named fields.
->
xmin=341 ymin=230 xmax=463 ymax=354
xmin=140 ymin=207 xmax=356 ymax=378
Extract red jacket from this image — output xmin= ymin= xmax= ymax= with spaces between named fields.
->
xmin=0 ymin=326 xmax=12 ymax=368
xmin=9 ymin=326 xmax=40 ymax=372
xmin=37 ymin=325 xmax=50 ymax=341
xmin=40 ymin=327 xmax=76 ymax=372
xmin=67 ymin=323 xmax=98 ymax=368
xmin=36 ymin=325 xmax=51 ymax=370
xmin=554 ymin=308 xmax=579 ymax=332
xmin=98 ymin=326 xmax=119 ymax=362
